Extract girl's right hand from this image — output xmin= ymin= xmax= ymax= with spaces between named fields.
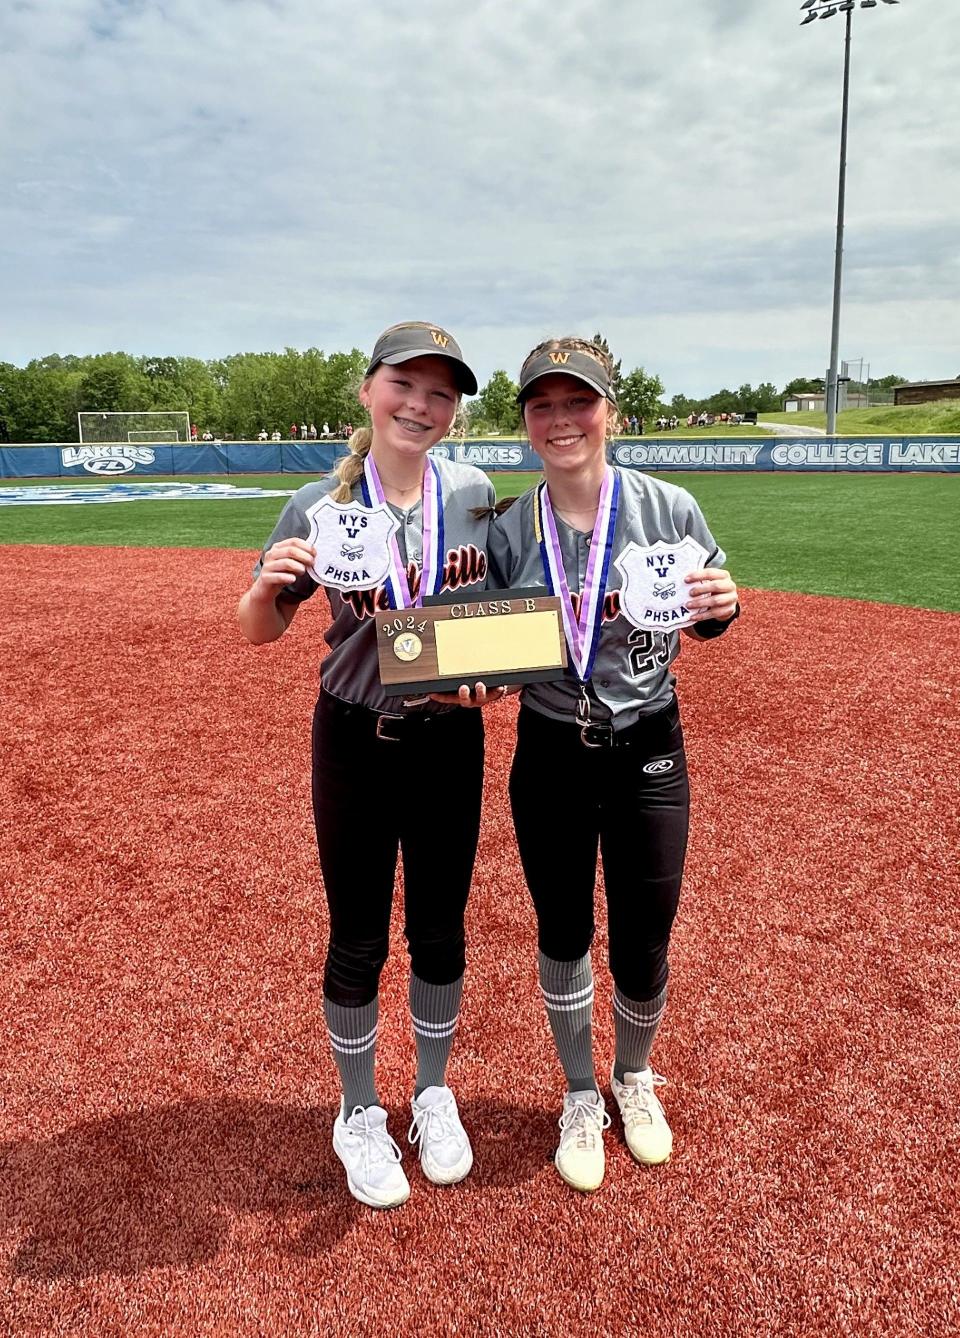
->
xmin=252 ymin=539 xmax=317 ymax=599
xmin=427 ymin=682 xmax=522 ymax=708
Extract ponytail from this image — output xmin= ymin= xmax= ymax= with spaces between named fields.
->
xmin=471 ymin=496 xmax=518 ymax=520
xmin=331 ymin=426 xmax=373 ymax=502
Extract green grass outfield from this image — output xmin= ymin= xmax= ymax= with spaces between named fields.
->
xmin=1 ymin=472 xmax=957 ymax=612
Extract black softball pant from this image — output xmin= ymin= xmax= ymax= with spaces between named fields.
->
xmin=508 ymin=698 xmax=690 ymax=1002
xmin=312 ymin=692 xmax=484 ymax=1008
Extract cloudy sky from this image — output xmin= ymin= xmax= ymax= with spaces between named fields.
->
xmin=2 ymin=0 xmax=957 ymax=397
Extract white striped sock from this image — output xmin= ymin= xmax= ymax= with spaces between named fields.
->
xmin=410 ymin=974 xmax=463 ymax=1095
xmin=613 ymin=984 xmax=667 ymax=1080
xmin=324 ymin=997 xmax=379 ymax=1109
xmin=538 ymin=952 xmax=596 ymax=1093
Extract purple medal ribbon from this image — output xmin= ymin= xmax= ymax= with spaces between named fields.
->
xmin=362 ymin=453 xmax=444 ymax=609
xmin=535 ymin=466 xmax=621 ymax=684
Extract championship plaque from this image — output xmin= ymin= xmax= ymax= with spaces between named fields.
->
xmin=375 ymin=589 xmax=568 ymax=696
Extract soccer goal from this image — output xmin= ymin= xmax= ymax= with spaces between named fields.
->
xmin=78 ymin=410 xmax=191 ymax=444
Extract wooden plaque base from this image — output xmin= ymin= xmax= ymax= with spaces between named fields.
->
xmin=375 ymin=588 xmax=568 ymax=696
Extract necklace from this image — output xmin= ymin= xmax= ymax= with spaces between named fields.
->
xmin=554 ymin=506 xmax=597 ymax=533
xmin=374 ymin=475 xmax=422 ymax=506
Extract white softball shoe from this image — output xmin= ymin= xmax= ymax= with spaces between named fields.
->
xmin=555 ymin=1089 xmax=610 ymax=1192
xmin=610 ymin=1067 xmax=673 ymax=1165
xmin=332 ymin=1103 xmax=411 ymax=1209
xmin=408 ymin=1085 xmax=474 ymax=1185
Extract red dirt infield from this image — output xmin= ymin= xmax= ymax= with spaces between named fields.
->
xmin=1 ymin=545 xmax=957 ymax=1337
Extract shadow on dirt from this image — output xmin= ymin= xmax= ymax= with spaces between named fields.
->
xmin=1 ymin=1096 xmax=553 ymax=1279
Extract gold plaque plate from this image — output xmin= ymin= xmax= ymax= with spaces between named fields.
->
xmin=375 ymin=589 xmax=568 ymax=696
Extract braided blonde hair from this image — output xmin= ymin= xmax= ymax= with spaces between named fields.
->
xmin=330 ymin=321 xmax=461 ymax=502
xmin=519 ymin=336 xmax=621 ymax=441
xmin=330 ymin=426 xmax=374 ymax=503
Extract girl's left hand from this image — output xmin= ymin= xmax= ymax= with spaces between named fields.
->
xmin=428 ymin=682 xmax=517 ymax=708
xmin=684 ymin=568 xmax=739 ymax=622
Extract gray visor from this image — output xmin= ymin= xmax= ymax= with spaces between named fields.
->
xmin=365 ymin=324 xmax=478 ymax=396
xmin=517 ymin=349 xmax=615 ymax=404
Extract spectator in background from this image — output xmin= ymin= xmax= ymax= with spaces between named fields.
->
xmin=630 ymin=415 xmax=638 ymax=433
xmin=290 ymin=423 xmax=298 ymax=440
xmin=309 ymin=423 xmax=318 ymax=440
xmin=258 ymin=429 xmax=268 ymax=441
xmin=191 ymin=424 xmax=199 ymax=441
xmin=322 ymin=421 xmax=331 ymax=438
xmin=272 ymin=430 xmax=282 ymax=442
xmin=300 ymin=422 xmax=309 ymax=440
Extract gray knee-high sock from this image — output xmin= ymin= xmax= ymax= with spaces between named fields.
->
xmin=613 ymin=983 xmax=667 ymax=1081
xmin=324 ymin=996 xmax=379 ymax=1111
xmin=410 ymin=973 xmax=462 ymax=1097
xmin=539 ymin=952 xmax=596 ymax=1093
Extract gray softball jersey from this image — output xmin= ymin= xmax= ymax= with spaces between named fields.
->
xmin=488 ymin=469 xmax=726 ymax=730
xmin=252 ymin=457 xmax=495 ymax=713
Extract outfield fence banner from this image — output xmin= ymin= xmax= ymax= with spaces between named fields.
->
xmin=1 ymin=438 xmax=960 ymax=480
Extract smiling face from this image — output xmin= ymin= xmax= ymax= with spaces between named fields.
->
xmin=359 ymin=357 xmax=459 ymax=461
xmin=522 ymin=372 xmax=610 ymax=476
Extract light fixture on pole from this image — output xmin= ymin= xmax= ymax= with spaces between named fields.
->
xmin=800 ymin=0 xmax=901 ymax=436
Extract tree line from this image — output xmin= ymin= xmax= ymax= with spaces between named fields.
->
xmin=0 ymin=348 xmax=370 ymax=444
xmin=0 ymin=345 xmax=909 ymax=443
xmin=661 ymin=372 xmax=908 ymax=425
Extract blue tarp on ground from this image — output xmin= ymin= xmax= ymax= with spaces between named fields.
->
xmin=1 ymin=438 xmax=959 ymax=478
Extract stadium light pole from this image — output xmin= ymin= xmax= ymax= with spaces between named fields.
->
xmin=800 ymin=0 xmax=900 ymax=436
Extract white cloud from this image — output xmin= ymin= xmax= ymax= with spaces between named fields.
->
xmin=1 ymin=0 xmax=957 ymax=395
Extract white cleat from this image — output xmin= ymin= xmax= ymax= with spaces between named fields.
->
xmin=332 ymin=1103 xmax=411 ymax=1209
xmin=610 ymin=1067 xmax=673 ymax=1165
xmin=554 ymin=1089 xmax=610 ymax=1192
xmin=408 ymin=1085 xmax=474 ymax=1185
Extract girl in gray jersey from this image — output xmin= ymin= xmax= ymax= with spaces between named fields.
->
xmin=490 ymin=336 xmax=740 ymax=1192
xmin=238 ymin=323 xmax=503 ymax=1209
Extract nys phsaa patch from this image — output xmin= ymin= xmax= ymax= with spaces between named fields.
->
xmin=614 ymin=537 xmax=708 ymax=631
xmin=305 ymin=496 xmax=400 ymax=592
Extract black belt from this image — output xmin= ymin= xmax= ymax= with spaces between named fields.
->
xmin=321 ymin=691 xmax=455 ymax=743
xmin=527 ymin=698 xmax=678 ymax=750
xmin=373 ymin=711 xmax=443 ymax=742
xmin=579 ymin=721 xmax=616 ymax=749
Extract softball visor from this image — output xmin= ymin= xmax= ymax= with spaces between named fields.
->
xmin=365 ymin=324 xmax=478 ymax=396
xmin=517 ymin=349 xmax=617 ymax=405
